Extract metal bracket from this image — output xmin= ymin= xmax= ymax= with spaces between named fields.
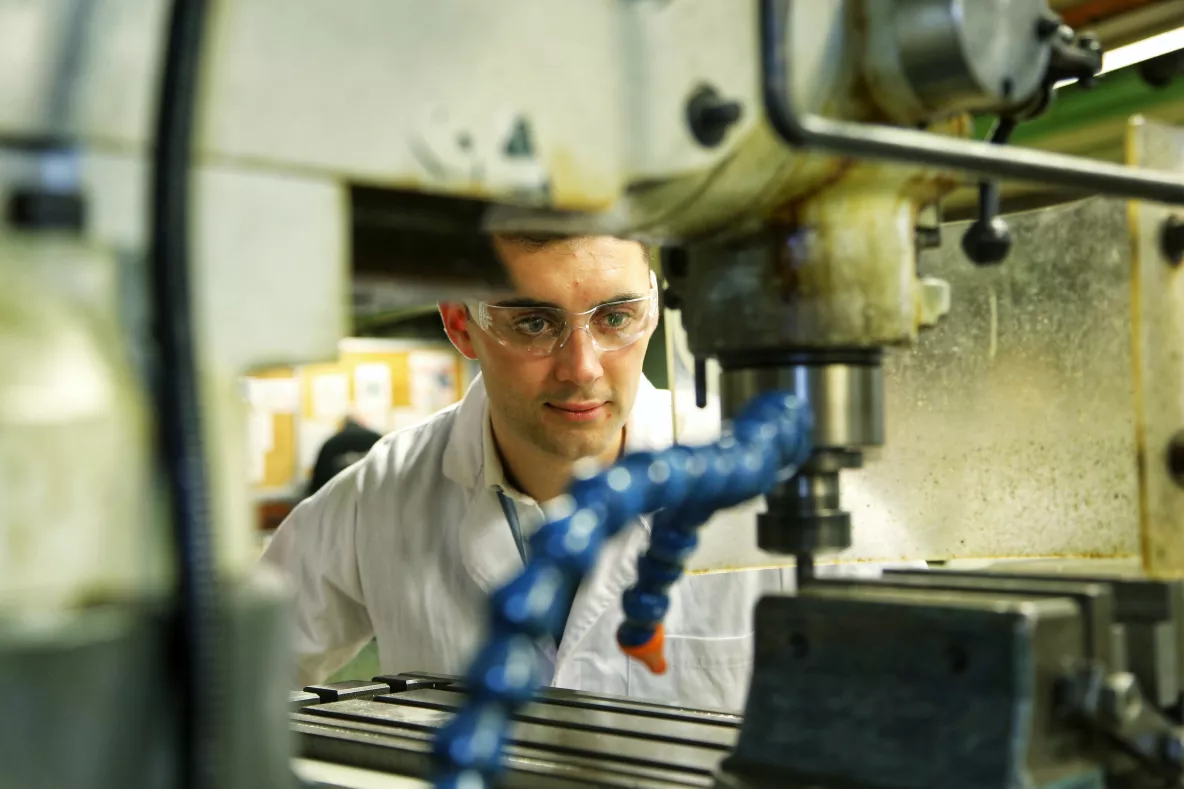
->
xmin=1064 ymin=663 xmax=1184 ymax=782
xmin=759 ymin=0 xmax=1184 ymax=205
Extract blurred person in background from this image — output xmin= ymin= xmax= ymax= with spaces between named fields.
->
xmin=306 ymin=414 xmax=382 ymax=497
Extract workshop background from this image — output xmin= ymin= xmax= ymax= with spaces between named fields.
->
xmin=242 ymin=0 xmax=1184 ymax=541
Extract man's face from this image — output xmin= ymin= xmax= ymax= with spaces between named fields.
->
xmin=442 ymin=236 xmax=656 ymax=463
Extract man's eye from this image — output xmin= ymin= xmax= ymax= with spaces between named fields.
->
xmin=513 ymin=315 xmax=553 ymax=336
xmin=599 ymin=310 xmax=635 ymax=331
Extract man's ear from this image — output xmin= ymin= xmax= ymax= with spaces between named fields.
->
xmin=439 ymin=302 xmax=479 ymax=360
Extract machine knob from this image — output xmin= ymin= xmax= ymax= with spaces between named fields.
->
xmin=961 ymin=215 xmax=1013 ymax=266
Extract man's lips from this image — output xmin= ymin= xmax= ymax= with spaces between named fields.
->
xmin=545 ymin=401 xmax=609 ymax=422
xmin=548 ymin=402 xmax=605 ymax=412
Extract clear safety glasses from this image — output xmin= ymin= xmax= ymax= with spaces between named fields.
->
xmin=472 ymin=271 xmax=659 ymax=357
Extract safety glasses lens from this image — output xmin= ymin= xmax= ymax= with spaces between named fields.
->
xmin=481 ymin=296 xmax=653 ymax=354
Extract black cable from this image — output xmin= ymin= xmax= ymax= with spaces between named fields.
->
xmin=147 ymin=1 xmax=220 ymax=787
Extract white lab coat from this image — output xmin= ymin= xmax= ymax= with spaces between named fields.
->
xmin=262 ymin=374 xmax=910 ymax=711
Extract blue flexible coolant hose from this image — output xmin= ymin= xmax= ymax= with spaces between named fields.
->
xmin=430 ymin=390 xmax=813 ymax=788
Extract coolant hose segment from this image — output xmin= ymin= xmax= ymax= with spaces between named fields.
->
xmin=430 ymin=391 xmax=813 ymax=789
xmin=617 ymin=392 xmax=814 ymax=673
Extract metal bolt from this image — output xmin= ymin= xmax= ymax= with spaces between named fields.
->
xmin=1079 ymin=33 xmax=1102 ymax=57
xmin=686 ymin=85 xmax=743 ymax=148
xmin=1160 ymin=215 xmax=1184 ymax=266
xmin=1099 ymin=672 xmax=1142 ymax=727
xmin=1035 ymin=15 xmax=1062 ymax=40
xmin=1168 ymin=431 xmax=1184 ymax=489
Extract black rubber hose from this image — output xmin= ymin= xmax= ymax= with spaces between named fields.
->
xmin=147 ymin=1 xmax=220 ymax=788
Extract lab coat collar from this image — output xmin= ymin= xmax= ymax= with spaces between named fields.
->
xmin=446 ymin=371 xmax=671 ymax=597
xmin=441 ymin=374 xmax=488 ymax=491
xmin=439 ymin=375 xmax=533 ymax=503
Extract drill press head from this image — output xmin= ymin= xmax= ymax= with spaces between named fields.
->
xmin=670 ymin=188 xmax=951 ymax=574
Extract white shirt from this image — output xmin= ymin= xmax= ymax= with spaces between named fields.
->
xmin=262 ymin=374 xmax=910 ymax=711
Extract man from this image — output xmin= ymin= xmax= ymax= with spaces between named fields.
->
xmin=263 ymin=235 xmax=824 ymax=710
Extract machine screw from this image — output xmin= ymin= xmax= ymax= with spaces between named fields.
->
xmin=1161 ymin=215 xmax=1184 ymax=266
xmin=1035 ymin=15 xmax=1063 ymax=41
xmin=1168 ymin=431 xmax=1184 ymax=489
xmin=1099 ymin=673 xmax=1143 ymax=727
xmin=1079 ymin=34 xmax=1102 ymax=58
xmin=686 ymin=85 xmax=743 ymax=148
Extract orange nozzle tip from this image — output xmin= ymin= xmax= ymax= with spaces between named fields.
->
xmin=620 ymin=624 xmax=668 ymax=675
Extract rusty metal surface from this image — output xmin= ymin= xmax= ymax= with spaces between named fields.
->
xmin=1126 ymin=117 xmax=1184 ymax=579
xmin=671 ymin=195 xmax=1151 ymax=568
xmin=668 ymin=196 xmax=1153 ymax=568
xmin=842 ymin=196 xmax=1141 ymax=562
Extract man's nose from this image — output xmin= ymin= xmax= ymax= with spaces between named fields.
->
xmin=553 ymin=326 xmax=604 ymax=385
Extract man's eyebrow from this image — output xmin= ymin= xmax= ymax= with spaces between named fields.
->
xmin=491 ymin=297 xmax=562 ymax=309
xmin=491 ymin=291 xmax=648 ymax=310
xmin=594 ymin=291 xmax=646 ymax=308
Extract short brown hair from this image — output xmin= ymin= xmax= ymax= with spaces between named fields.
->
xmin=496 ymin=233 xmax=652 ymax=262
